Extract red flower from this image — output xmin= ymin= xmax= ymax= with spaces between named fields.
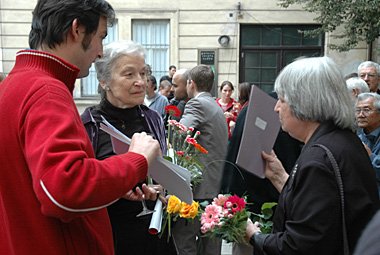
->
xmin=224 ymin=195 xmax=246 ymax=213
xmin=165 ymin=105 xmax=181 ymax=117
xmin=176 ymin=151 xmax=185 ymax=157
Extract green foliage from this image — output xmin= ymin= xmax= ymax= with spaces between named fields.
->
xmin=213 ymin=210 xmax=251 ymax=244
xmin=278 ymin=0 xmax=380 ymax=51
xmin=251 ymin=202 xmax=277 ymax=234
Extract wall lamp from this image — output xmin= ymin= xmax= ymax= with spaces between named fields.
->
xmin=218 ymin=35 xmax=230 ymax=47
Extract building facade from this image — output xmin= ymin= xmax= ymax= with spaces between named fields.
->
xmin=1 ymin=0 xmax=379 ymax=112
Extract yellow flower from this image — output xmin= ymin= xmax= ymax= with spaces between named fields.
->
xmin=167 ymin=195 xmax=182 ymax=214
xmin=179 ymin=201 xmax=199 ymax=219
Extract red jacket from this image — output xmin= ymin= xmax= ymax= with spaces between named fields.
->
xmin=0 ymin=50 xmax=148 ymax=255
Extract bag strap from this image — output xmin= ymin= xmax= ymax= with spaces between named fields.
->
xmin=314 ymin=144 xmax=349 ymax=255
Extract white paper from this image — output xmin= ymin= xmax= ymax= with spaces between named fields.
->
xmin=148 ymin=199 xmax=163 ymax=235
xmin=99 ymin=116 xmax=194 ymax=204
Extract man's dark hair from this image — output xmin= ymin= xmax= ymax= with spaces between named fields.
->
xmin=29 ymin=0 xmax=115 ymax=50
xmin=169 ymin=65 xmax=176 ymax=70
xmin=189 ymin=65 xmax=214 ymax=92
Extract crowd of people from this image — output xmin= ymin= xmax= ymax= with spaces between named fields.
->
xmin=1 ymin=1 xmax=380 ymax=255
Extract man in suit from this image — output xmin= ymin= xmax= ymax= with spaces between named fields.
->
xmin=172 ymin=65 xmax=228 ymax=255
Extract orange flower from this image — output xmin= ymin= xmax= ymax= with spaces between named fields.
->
xmin=194 ymin=143 xmax=208 ymax=154
xmin=179 ymin=201 xmax=199 ymax=219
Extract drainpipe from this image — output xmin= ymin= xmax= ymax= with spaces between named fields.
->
xmin=367 ymin=41 xmax=373 ymax=61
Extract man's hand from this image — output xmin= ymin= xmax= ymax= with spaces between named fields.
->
xmin=129 ymin=132 xmax=161 ymax=167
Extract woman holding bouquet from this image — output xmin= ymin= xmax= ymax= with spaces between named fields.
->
xmin=81 ymin=41 xmax=176 ymax=255
xmin=246 ymin=57 xmax=379 ymax=255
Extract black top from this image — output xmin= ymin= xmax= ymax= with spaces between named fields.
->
xmin=252 ymin=121 xmax=379 ymax=255
xmin=81 ymin=99 xmax=176 ymax=255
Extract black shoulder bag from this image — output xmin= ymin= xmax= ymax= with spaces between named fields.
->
xmin=314 ymin=144 xmax=349 ymax=255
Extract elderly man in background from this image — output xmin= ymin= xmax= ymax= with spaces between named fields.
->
xmin=358 ymin=61 xmax=380 ymax=93
xmin=355 ymin=92 xmax=380 ymax=196
xmin=346 ymin=77 xmax=370 ymax=103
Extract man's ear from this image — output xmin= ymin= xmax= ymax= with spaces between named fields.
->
xmin=353 ymin=88 xmax=360 ymax=97
xmin=69 ymin=18 xmax=84 ymax=42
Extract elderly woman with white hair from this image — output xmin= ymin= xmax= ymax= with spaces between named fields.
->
xmin=81 ymin=41 xmax=176 ymax=255
xmin=246 ymin=57 xmax=379 ymax=255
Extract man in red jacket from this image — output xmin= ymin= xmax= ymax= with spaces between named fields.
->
xmin=0 ymin=1 xmax=161 ymax=255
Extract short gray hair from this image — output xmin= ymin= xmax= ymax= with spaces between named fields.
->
xmin=346 ymin=77 xmax=370 ymax=93
xmin=358 ymin=61 xmax=380 ymax=76
xmin=275 ymin=56 xmax=355 ymax=131
xmin=357 ymin=92 xmax=380 ymax=112
xmin=95 ymin=40 xmax=145 ymax=83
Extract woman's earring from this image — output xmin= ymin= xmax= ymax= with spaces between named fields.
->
xmin=105 ymin=86 xmax=110 ymax=91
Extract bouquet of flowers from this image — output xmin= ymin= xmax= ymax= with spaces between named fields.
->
xmin=200 ymin=194 xmax=251 ymax=244
xmin=160 ymin=195 xmax=200 ymax=241
xmin=200 ymin=194 xmax=277 ymax=243
xmin=165 ymin=105 xmax=208 ymax=187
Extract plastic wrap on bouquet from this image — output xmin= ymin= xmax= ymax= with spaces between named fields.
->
xmin=148 ymin=199 xmax=163 ymax=235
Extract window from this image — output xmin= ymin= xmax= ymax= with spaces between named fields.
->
xmin=240 ymin=25 xmax=324 ymax=93
xmin=132 ymin=20 xmax=170 ymax=81
xmin=80 ymin=23 xmax=119 ymax=97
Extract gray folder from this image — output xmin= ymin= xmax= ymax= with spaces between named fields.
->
xmin=236 ymin=86 xmax=281 ymax=178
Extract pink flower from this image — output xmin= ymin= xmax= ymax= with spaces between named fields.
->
xmin=168 ymin=119 xmax=179 ymax=126
xmin=188 ymin=127 xmax=195 ymax=132
xmin=201 ymin=204 xmax=222 ymax=227
xmin=186 ymin=137 xmax=197 ymax=145
xmin=212 ymin=194 xmax=229 ymax=207
xmin=176 ymin=123 xmax=188 ymax=133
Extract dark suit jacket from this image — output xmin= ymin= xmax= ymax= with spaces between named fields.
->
xmin=180 ymin=92 xmax=228 ymax=200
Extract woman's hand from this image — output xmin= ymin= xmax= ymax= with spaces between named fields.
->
xmin=245 ymin=218 xmax=262 ymax=241
xmin=262 ymin=150 xmax=289 ymax=192
xmin=122 ymin=183 xmax=160 ymax=201
xmin=224 ymin=111 xmax=234 ymax=119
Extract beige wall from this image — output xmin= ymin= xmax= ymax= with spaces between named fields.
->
xmin=1 ymin=0 xmax=379 ymax=106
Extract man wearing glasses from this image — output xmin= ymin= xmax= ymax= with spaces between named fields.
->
xmin=358 ymin=61 xmax=380 ymax=93
xmin=356 ymin=92 xmax=380 ymax=196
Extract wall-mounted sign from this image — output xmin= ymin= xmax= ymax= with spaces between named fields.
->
xmin=198 ymin=49 xmax=218 ymax=96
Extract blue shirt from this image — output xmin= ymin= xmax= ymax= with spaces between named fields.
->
xmin=144 ymin=92 xmax=169 ymax=118
xmin=358 ymin=127 xmax=380 ymax=197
